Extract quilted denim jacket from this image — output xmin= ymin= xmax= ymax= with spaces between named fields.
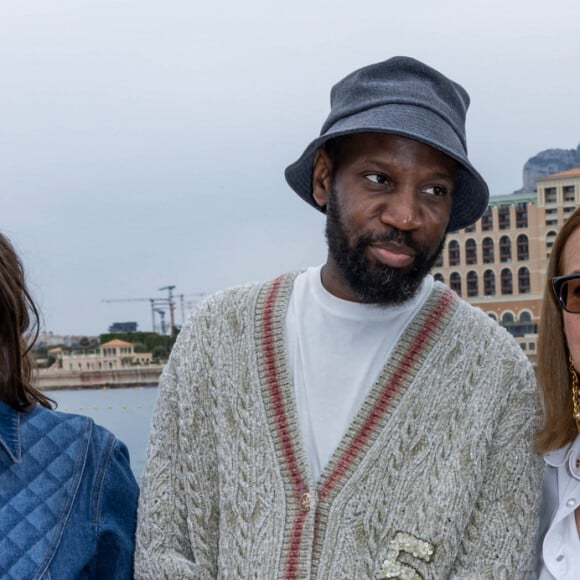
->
xmin=0 ymin=401 xmax=139 ymax=579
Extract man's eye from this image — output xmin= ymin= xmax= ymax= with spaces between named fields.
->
xmin=364 ymin=174 xmax=387 ymax=184
xmin=424 ymin=185 xmax=447 ymax=196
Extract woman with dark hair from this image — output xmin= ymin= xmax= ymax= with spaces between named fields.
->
xmin=536 ymin=206 xmax=580 ymax=579
xmin=0 ymin=233 xmax=138 ymax=578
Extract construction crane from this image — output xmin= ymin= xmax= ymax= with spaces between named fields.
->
xmin=101 ymin=296 xmax=160 ymax=332
xmin=153 ymin=308 xmax=167 ymax=335
xmin=158 ymin=285 xmax=176 ymax=335
xmin=177 ymin=293 xmax=205 ymax=324
xmin=102 ymin=286 xmax=205 ymax=334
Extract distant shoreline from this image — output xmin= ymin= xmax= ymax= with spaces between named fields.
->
xmin=33 ymin=364 xmax=164 ymax=391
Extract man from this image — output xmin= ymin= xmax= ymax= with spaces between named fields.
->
xmin=135 ymin=57 xmax=542 ymax=579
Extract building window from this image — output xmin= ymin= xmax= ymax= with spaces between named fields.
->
xmin=434 ymin=273 xmax=444 ymax=283
xmin=564 ymin=185 xmax=576 ymax=201
xmin=546 ymin=230 xmax=557 ymax=252
xmin=484 ymin=270 xmax=496 ymax=296
xmin=467 ymin=271 xmax=478 ymax=297
xmin=464 ymin=223 xmax=476 ymax=233
xmin=467 ymin=271 xmax=479 ymax=296
xmin=450 ymin=272 xmax=462 ymax=296
xmin=498 ymin=204 xmax=511 ymax=230
xmin=482 ymin=237 xmax=494 ymax=264
xmin=501 ymin=268 xmax=513 ymax=295
xmin=518 ymin=311 xmax=535 ymax=335
xmin=517 ymin=234 xmax=529 ymax=261
xmin=434 ymin=252 xmax=443 ymax=267
xmin=544 ymin=187 xmax=557 ymax=203
xmin=502 ymin=312 xmax=515 ymax=334
xmin=500 ymin=235 xmax=512 ymax=262
xmin=518 ymin=267 xmax=530 ymax=294
xmin=448 ymin=240 xmax=460 ymax=266
xmin=516 ymin=202 xmax=528 ymax=228
xmin=487 ymin=312 xmax=497 ymax=322
xmin=465 ymin=239 xmax=477 ymax=265
xmin=481 ymin=207 xmax=493 ymax=231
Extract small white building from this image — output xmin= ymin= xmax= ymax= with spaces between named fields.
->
xmin=50 ymin=339 xmax=153 ymax=371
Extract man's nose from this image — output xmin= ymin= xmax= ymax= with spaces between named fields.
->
xmin=379 ymin=189 xmax=422 ymax=230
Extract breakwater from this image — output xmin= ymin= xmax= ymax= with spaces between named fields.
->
xmin=33 ymin=365 xmax=164 ymax=390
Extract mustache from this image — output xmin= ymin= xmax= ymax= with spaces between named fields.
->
xmin=357 ymin=229 xmax=420 ymax=251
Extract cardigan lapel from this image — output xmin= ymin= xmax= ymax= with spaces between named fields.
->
xmin=317 ymin=283 xmax=457 ymax=500
xmin=255 ymin=274 xmax=458 ymax=578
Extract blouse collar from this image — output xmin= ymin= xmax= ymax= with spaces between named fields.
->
xmin=544 ymin=434 xmax=580 ymax=480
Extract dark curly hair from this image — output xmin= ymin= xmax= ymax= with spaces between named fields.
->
xmin=0 ymin=232 xmax=53 ymax=410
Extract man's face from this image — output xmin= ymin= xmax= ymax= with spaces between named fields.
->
xmin=312 ymin=132 xmax=456 ymax=304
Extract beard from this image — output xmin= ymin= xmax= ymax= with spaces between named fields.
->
xmin=325 ymin=188 xmax=446 ymax=305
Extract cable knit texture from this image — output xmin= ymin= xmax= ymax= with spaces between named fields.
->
xmin=135 ymin=273 xmax=543 ymax=579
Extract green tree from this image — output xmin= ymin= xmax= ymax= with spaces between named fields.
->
xmin=133 ymin=342 xmax=148 ymax=353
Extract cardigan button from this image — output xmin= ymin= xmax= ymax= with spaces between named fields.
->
xmin=299 ymin=492 xmax=311 ymax=512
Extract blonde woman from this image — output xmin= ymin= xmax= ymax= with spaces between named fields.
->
xmin=536 ymin=206 xmax=580 ymax=579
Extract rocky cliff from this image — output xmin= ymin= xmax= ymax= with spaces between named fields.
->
xmin=519 ymin=143 xmax=580 ymax=192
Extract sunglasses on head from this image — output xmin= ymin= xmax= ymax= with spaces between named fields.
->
xmin=552 ymin=273 xmax=580 ymax=314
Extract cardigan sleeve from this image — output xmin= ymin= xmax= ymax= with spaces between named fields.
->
xmin=449 ymin=361 xmax=543 ymax=579
xmin=134 ymin=310 xmax=220 ymax=579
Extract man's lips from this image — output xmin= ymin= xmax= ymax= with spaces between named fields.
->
xmin=368 ymin=242 xmax=415 ymax=268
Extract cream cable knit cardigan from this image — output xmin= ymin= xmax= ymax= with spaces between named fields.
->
xmin=135 ymin=274 xmax=542 ymax=579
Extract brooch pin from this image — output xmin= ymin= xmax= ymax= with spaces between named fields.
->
xmin=377 ymin=531 xmax=434 ymax=579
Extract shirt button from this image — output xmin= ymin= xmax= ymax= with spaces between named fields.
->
xmin=569 ymin=448 xmax=580 ymax=479
xmin=556 ymin=554 xmax=565 ymax=562
xmin=567 ymin=498 xmax=576 ymax=507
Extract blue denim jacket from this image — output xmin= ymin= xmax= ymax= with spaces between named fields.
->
xmin=0 ymin=401 xmax=139 ymax=579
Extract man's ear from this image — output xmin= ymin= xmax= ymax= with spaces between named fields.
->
xmin=312 ymin=148 xmax=333 ymax=209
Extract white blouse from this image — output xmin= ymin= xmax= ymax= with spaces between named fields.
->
xmin=538 ymin=434 xmax=580 ymax=579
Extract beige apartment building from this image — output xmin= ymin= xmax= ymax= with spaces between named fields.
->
xmin=432 ymin=167 xmax=580 ymax=361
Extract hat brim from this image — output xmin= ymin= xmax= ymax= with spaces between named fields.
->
xmin=285 ymin=103 xmax=489 ymax=232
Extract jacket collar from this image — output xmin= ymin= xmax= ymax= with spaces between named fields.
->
xmin=0 ymin=401 xmax=21 ymax=463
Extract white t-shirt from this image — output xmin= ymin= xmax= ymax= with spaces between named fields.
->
xmin=285 ymin=265 xmax=433 ymax=482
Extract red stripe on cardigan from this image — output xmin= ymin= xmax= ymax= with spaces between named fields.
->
xmin=261 ymin=276 xmax=308 ymax=579
xmin=318 ymin=289 xmax=454 ymax=500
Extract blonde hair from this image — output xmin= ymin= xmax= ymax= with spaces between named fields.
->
xmin=536 ymin=207 xmax=580 ymax=452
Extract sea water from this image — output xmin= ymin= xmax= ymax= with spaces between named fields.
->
xmin=47 ymin=386 xmax=158 ymax=482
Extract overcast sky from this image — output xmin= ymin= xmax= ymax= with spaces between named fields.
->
xmin=1 ymin=0 xmax=579 ymax=336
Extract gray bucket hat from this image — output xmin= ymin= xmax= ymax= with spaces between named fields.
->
xmin=284 ymin=56 xmax=489 ymax=232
